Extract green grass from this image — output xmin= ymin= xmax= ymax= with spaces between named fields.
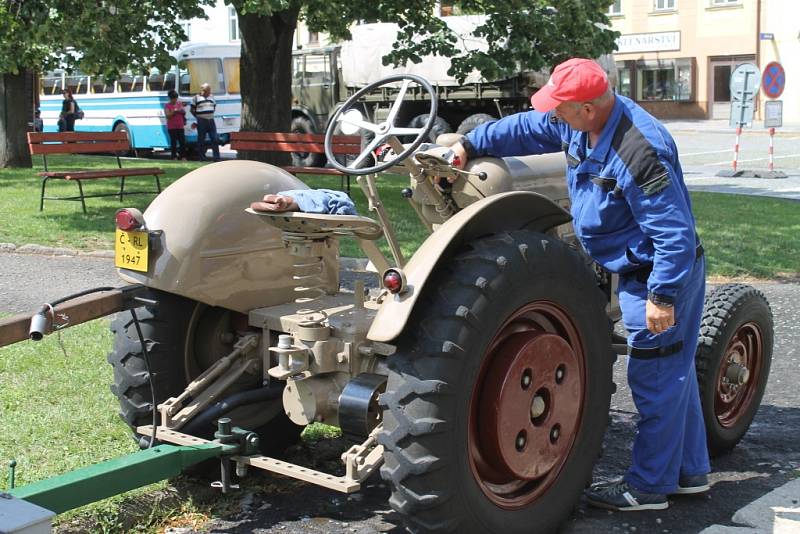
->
xmin=692 ymin=191 xmax=800 ymax=278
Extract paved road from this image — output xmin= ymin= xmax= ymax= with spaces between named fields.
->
xmin=1 ymin=252 xmax=798 ymax=533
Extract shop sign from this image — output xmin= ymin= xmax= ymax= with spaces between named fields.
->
xmin=615 ymin=32 xmax=680 ymax=54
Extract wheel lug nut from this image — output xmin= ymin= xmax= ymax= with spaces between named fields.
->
xmin=550 ymin=426 xmax=560 ymax=442
xmin=555 ymin=366 xmax=565 ymax=383
xmin=515 ymin=432 xmax=526 ymax=451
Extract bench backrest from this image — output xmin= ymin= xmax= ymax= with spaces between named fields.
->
xmin=230 ymin=131 xmax=362 ymax=157
xmin=27 ymin=131 xmax=130 ymax=156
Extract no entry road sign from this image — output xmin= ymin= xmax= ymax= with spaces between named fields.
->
xmin=762 ymin=61 xmax=786 ymax=99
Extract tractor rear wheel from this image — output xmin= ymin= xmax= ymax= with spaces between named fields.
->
xmin=108 ymin=288 xmax=301 ymax=455
xmin=379 ymin=231 xmax=615 ymax=533
xmin=696 ymin=283 xmax=773 ymax=456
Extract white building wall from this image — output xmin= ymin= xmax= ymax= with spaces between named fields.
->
xmin=759 ymin=0 xmax=800 ymax=123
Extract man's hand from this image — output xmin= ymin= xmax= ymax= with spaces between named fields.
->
xmin=450 ymin=142 xmax=468 ymax=170
xmin=250 ymin=194 xmax=299 ymax=212
xmin=646 ymin=299 xmax=675 ymax=334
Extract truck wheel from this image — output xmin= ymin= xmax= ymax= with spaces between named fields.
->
xmin=113 ymin=121 xmax=135 ymax=157
xmin=456 ymin=113 xmax=496 ymax=135
xmin=108 ymin=288 xmax=301 ymax=455
xmin=696 ymin=284 xmax=773 ymax=456
xmin=408 ymin=113 xmax=452 ymax=143
xmin=379 ymin=231 xmax=615 ymax=533
xmin=291 ymin=116 xmax=325 ymax=167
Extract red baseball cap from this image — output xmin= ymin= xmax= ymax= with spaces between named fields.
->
xmin=530 ymin=58 xmax=609 ymax=112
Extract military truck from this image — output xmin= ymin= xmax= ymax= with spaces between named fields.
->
xmin=290 ymin=19 xmax=617 ymax=166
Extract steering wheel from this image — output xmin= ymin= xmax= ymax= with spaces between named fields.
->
xmin=324 ymin=74 xmax=438 ymax=175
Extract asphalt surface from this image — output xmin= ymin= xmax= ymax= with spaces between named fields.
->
xmin=1 ymin=253 xmax=798 ymax=534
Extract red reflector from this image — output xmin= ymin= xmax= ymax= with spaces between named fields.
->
xmin=383 ymin=270 xmax=404 ymax=294
xmin=115 ymin=209 xmax=142 ymax=231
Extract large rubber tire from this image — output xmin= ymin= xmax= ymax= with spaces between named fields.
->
xmin=113 ymin=121 xmax=135 ymax=157
xmin=379 ymin=231 xmax=615 ymax=534
xmin=408 ymin=113 xmax=452 ymax=143
xmin=456 ymin=113 xmax=496 ymax=135
xmin=696 ymin=283 xmax=773 ymax=457
xmin=290 ymin=116 xmax=325 ymax=167
xmin=108 ymin=288 xmax=301 ymax=456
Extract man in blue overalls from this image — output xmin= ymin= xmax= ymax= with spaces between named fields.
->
xmin=450 ymin=58 xmax=710 ymax=511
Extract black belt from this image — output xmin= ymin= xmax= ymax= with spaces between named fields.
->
xmin=632 ymin=244 xmax=704 ymax=284
xmin=629 ymin=340 xmax=684 ymax=359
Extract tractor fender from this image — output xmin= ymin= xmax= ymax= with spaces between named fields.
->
xmin=367 ymin=191 xmax=571 ymax=342
xmin=116 ymin=160 xmax=339 ymax=313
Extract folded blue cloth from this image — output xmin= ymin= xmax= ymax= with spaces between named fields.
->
xmin=279 ymin=189 xmax=357 ymax=215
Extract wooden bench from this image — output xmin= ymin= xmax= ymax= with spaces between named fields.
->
xmin=230 ymin=132 xmax=362 ymax=192
xmin=27 ymin=131 xmax=164 ymax=213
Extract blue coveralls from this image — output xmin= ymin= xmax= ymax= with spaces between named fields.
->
xmin=465 ymin=94 xmax=710 ymax=494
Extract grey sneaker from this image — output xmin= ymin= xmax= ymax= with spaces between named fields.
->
xmin=585 ymin=480 xmax=668 ymax=511
xmin=673 ymin=473 xmax=710 ymax=495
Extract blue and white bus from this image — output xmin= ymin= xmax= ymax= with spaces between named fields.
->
xmin=39 ymin=43 xmax=241 ymax=151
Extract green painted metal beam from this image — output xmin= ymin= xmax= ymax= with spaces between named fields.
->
xmin=8 ymin=444 xmax=222 ymax=514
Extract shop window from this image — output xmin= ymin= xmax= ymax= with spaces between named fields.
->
xmin=608 ymin=0 xmax=622 ymax=15
xmin=615 ymin=63 xmax=632 ymax=97
xmin=636 ymin=58 xmax=693 ymax=101
xmin=654 ymin=0 xmax=675 ymax=10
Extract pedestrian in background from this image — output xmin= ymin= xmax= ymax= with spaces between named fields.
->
xmin=164 ymin=90 xmax=187 ymax=159
xmin=451 ymin=58 xmax=710 ymax=512
xmin=59 ymin=89 xmax=77 ymax=132
xmin=190 ymin=82 xmax=220 ymax=161
xmin=33 ymin=109 xmax=44 ymax=133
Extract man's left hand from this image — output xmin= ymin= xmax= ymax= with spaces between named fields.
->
xmin=646 ymin=300 xmax=675 ymax=334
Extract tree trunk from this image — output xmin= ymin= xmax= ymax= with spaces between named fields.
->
xmin=237 ymin=8 xmax=298 ymax=165
xmin=0 ymin=71 xmax=33 ymax=168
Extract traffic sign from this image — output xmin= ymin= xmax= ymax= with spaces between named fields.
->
xmin=761 ymin=61 xmax=785 ymax=99
xmin=764 ymin=100 xmax=783 ymax=128
xmin=729 ymin=100 xmax=755 ymax=128
xmin=730 ymin=63 xmax=760 ymax=101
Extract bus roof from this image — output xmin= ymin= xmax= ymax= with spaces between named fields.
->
xmin=176 ymin=42 xmax=239 ymax=60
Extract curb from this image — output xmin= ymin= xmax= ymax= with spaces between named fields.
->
xmin=0 ymin=243 xmax=372 ymax=271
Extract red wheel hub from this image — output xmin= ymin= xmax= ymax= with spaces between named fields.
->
xmin=469 ymin=302 xmax=586 ymax=509
xmin=715 ymin=322 xmax=764 ymax=428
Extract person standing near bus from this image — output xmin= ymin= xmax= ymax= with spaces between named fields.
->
xmin=164 ymin=90 xmax=187 ymax=159
xmin=59 ymin=89 xmax=77 ymax=132
xmin=191 ymin=82 xmax=220 ymax=161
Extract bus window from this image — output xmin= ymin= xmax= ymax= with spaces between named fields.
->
xmin=40 ymin=71 xmax=64 ymax=95
xmin=91 ymin=76 xmax=115 ymax=94
xmin=65 ymin=72 xmax=89 ymax=94
xmin=148 ymin=67 xmax=177 ymax=92
xmin=118 ymin=73 xmax=145 ymax=92
xmin=223 ymin=58 xmax=240 ymax=94
xmin=179 ymin=58 xmax=224 ymax=96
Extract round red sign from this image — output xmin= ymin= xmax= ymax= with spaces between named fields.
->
xmin=761 ymin=61 xmax=786 ymax=99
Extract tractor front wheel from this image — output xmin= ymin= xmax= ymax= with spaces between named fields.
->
xmin=696 ymin=283 xmax=773 ymax=456
xmin=379 ymin=231 xmax=615 ymax=533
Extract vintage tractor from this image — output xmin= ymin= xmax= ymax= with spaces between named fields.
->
xmin=2 ymin=74 xmax=773 ymax=533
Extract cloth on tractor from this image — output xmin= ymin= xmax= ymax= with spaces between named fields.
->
xmin=279 ymin=189 xmax=357 ymax=215
xmin=463 ymin=90 xmax=710 ymax=495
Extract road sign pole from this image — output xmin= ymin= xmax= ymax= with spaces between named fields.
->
xmin=768 ymin=127 xmax=775 ymax=172
xmin=732 ymin=125 xmax=742 ymax=172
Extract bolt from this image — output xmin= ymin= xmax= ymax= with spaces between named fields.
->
xmin=515 ymin=433 xmax=526 ymax=451
xmin=556 ymin=367 xmax=564 ymax=383
xmin=521 ymin=372 xmax=531 ymax=388
xmin=550 ymin=426 xmax=560 ymax=442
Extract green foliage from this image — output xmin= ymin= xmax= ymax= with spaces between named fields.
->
xmin=0 ymin=0 xmax=214 ymax=78
xmin=301 ymin=0 xmax=619 ymax=82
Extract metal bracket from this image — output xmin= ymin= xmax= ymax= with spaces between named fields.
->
xmin=137 ymin=424 xmax=384 ymax=493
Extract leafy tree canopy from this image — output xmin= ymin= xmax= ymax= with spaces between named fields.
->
xmin=0 ymin=0 xmax=213 ymax=79
xmin=231 ymin=0 xmax=617 ymax=82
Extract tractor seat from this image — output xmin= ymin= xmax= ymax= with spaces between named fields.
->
xmin=245 ymin=209 xmax=384 ymax=241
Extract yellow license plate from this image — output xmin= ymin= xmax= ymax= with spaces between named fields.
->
xmin=115 ymin=229 xmax=149 ymax=272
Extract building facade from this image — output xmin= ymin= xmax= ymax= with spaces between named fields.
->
xmin=609 ymin=0 xmax=798 ymax=123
